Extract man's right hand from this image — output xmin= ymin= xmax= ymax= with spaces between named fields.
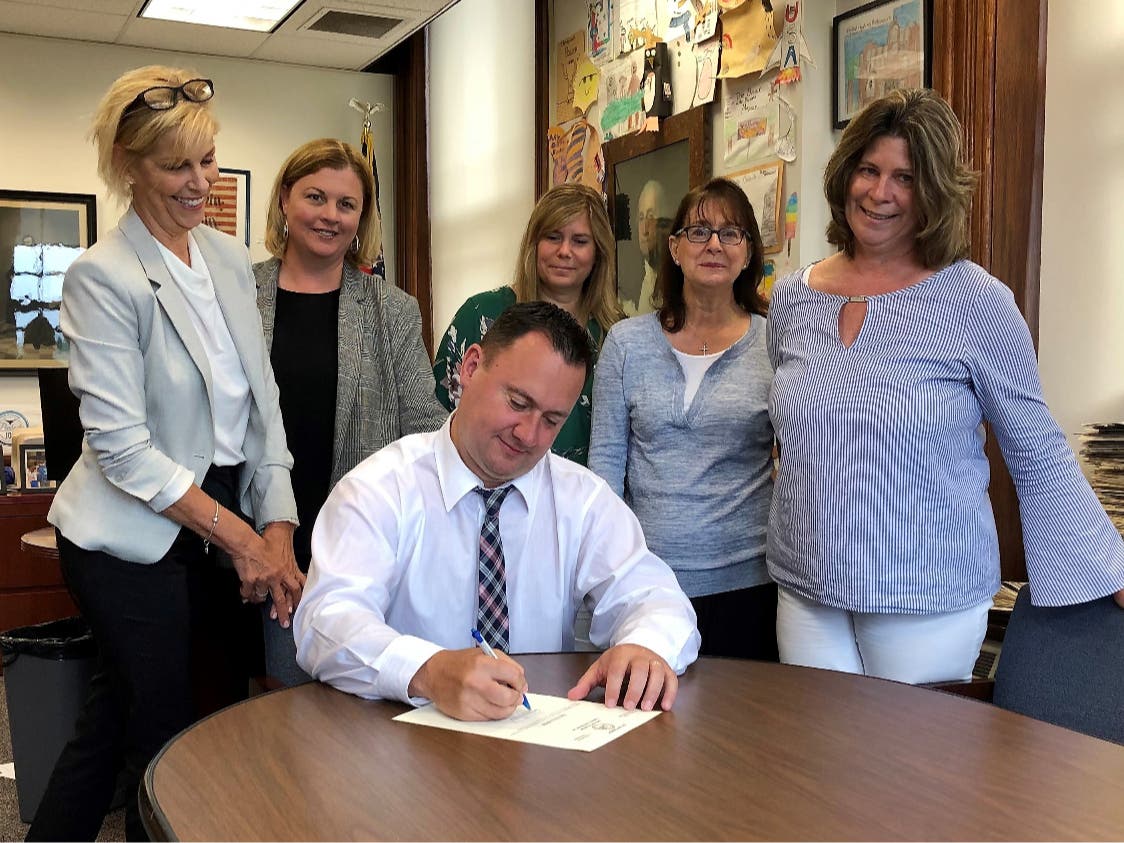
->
xmin=408 ymin=648 xmax=528 ymax=721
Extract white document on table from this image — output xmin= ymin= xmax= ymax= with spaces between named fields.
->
xmin=392 ymin=693 xmax=660 ymax=751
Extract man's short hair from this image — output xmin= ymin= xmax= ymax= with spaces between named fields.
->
xmin=479 ymin=301 xmax=594 ymax=379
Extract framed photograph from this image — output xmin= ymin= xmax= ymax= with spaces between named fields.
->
xmin=14 ymin=441 xmax=52 ymax=492
xmin=204 ymin=168 xmax=251 ymax=246
xmin=727 ymin=160 xmax=785 ymax=255
xmin=832 ymin=0 xmax=932 ymax=129
xmin=0 ymin=189 xmax=97 ymax=370
xmin=602 ymin=106 xmax=709 ymax=317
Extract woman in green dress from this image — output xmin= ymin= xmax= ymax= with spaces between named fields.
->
xmin=433 ymin=183 xmax=622 ymax=465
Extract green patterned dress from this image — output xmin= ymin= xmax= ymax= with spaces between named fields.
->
xmin=433 ymin=286 xmax=603 ymax=465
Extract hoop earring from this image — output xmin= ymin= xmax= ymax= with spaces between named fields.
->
xmin=282 ymin=220 xmax=289 ymax=241
xmin=352 ymin=235 xmax=360 ymax=253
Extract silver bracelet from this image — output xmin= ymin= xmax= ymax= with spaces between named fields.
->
xmin=202 ymin=499 xmax=220 ymax=554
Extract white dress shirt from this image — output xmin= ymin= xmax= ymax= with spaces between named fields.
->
xmin=294 ymin=417 xmax=700 ymax=705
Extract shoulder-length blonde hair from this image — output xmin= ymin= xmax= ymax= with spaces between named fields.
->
xmin=512 ymin=183 xmax=623 ymax=336
xmin=263 ymin=138 xmax=382 ymax=267
xmin=824 ymin=88 xmax=977 ymax=269
xmin=89 ymin=65 xmax=219 ymax=200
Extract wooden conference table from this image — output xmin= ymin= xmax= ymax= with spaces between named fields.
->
xmin=141 ymin=653 xmax=1124 ymax=841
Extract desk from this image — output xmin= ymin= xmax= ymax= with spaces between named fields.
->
xmin=0 ymin=495 xmax=75 ymax=652
xmin=142 ymin=654 xmax=1124 ymax=841
xmin=20 ymin=526 xmax=59 ymax=560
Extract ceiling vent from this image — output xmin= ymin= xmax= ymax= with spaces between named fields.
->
xmin=307 ymin=10 xmax=402 ymax=39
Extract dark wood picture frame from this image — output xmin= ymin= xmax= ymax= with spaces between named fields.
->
xmin=601 ymin=106 xmax=709 ymax=315
xmin=0 ymin=189 xmax=97 ymax=370
xmin=832 ymin=0 xmax=933 ymax=129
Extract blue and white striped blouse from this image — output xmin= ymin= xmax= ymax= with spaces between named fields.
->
xmin=766 ymin=259 xmax=1124 ymax=614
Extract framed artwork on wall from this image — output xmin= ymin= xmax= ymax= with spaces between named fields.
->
xmin=832 ymin=0 xmax=932 ymax=129
xmin=727 ymin=160 xmax=785 ymax=255
xmin=601 ymin=106 xmax=709 ymax=317
xmin=205 ymin=168 xmax=251 ymax=246
xmin=0 ymin=189 xmax=97 ymax=370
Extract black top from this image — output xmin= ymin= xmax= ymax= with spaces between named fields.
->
xmin=270 ymin=286 xmax=340 ymax=570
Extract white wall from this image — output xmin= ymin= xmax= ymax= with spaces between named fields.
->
xmin=0 ymin=33 xmax=393 ymax=437
xmin=1039 ymin=0 xmax=1124 ymax=449
xmin=428 ymin=0 xmax=537 ymax=344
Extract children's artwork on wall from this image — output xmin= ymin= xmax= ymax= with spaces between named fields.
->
xmin=722 ymin=74 xmax=775 ymax=168
xmin=761 ymin=259 xmax=776 ymax=299
xmin=599 ymin=56 xmax=646 ymax=139
xmin=775 ymin=95 xmax=797 ymax=161
xmin=617 ymin=0 xmax=658 ymax=55
xmin=549 ymin=118 xmax=605 ymax=190
xmin=761 ymin=1 xmax=816 ymax=87
xmin=784 ymin=192 xmax=798 ymax=241
xmin=717 ymin=0 xmax=777 ymax=78
xmin=693 ymin=1 xmax=718 ymax=42
xmin=556 ymin=30 xmax=586 ymax=121
xmin=573 ymin=56 xmax=601 ymax=113
xmin=588 ymin=0 xmax=615 ymax=64
xmin=832 ymin=0 xmax=929 ymax=128
xmin=669 ymin=38 xmax=697 ymax=113
xmin=665 ymin=0 xmax=695 ymax=43
xmin=728 ymin=160 xmax=784 ymax=253
xmin=693 ymin=40 xmax=721 ymax=105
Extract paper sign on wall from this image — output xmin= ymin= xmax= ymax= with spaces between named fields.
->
xmin=728 ymin=160 xmax=784 ymax=254
xmin=556 ymin=31 xmax=585 ymax=121
xmin=722 ymin=74 xmax=775 ymax=168
xmin=717 ymin=0 xmax=776 ymax=78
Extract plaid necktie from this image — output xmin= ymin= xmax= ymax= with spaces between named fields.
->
xmin=474 ymin=485 xmax=513 ymax=651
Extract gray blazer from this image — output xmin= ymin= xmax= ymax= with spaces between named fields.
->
xmin=49 ymin=208 xmax=298 ymax=564
xmin=254 ymin=258 xmax=447 ymax=488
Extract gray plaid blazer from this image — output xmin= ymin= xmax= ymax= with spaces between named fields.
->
xmin=255 ymin=258 xmax=448 ymax=488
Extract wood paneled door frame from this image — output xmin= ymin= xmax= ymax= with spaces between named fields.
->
xmin=932 ymin=0 xmax=1048 ymax=581
xmin=367 ymin=32 xmax=435 ymax=358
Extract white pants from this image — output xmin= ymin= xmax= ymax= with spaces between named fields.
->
xmin=776 ymin=587 xmax=991 ymax=684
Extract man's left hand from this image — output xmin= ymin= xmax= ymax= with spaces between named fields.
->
xmin=566 ymin=644 xmax=678 ymax=712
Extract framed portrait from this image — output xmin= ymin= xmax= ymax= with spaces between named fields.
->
xmin=602 ymin=106 xmax=709 ymax=317
xmin=0 ymin=189 xmax=97 ymax=370
xmin=205 ymin=168 xmax=251 ymax=246
xmin=832 ymin=0 xmax=932 ymax=129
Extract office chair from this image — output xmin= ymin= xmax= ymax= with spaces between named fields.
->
xmin=992 ymin=584 xmax=1124 ymax=745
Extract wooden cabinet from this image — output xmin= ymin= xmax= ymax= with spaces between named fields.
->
xmin=0 ymin=494 xmax=78 ymax=655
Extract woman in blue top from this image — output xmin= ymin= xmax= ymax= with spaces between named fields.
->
xmin=590 ymin=178 xmax=776 ymax=659
xmin=767 ymin=88 xmax=1124 ymax=684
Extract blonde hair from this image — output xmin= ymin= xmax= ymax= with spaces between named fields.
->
xmin=89 ymin=65 xmax=219 ymax=200
xmin=824 ymin=88 xmax=978 ymax=269
xmin=263 ymin=138 xmax=382 ymax=267
xmin=512 ymin=183 xmax=623 ymax=337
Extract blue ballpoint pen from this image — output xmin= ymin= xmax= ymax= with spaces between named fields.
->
xmin=471 ymin=628 xmax=532 ymax=710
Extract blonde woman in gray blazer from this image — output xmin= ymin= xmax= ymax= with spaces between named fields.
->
xmin=29 ymin=67 xmax=303 ymax=843
xmin=254 ymin=138 xmax=446 ymax=686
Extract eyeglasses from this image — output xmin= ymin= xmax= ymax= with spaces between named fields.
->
xmin=674 ymin=225 xmax=748 ymax=245
xmin=122 ymin=78 xmax=214 ymax=118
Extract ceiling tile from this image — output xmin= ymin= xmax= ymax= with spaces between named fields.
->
xmin=250 ymin=33 xmax=380 ymax=70
xmin=0 ymin=1 xmax=128 ymax=41
xmin=117 ymin=16 xmax=269 ymax=56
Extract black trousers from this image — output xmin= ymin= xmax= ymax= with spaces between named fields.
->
xmin=691 ymin=582 xmax=780 ymax=661
xmin=26 ymin=465 xmax=261 ymax=842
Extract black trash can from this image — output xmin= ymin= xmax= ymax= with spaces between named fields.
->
xmin=1 ymin=616 xmax=96 ymax=823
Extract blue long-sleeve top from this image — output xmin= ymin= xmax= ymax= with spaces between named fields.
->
xmin=767 ymin=260 xmax=1124 ymax=613
xmin=589 ymin=312 xmax=774 ymax=597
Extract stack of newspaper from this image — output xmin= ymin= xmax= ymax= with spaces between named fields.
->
xmin=1079 ymin=423 xmax=1124 ymax=534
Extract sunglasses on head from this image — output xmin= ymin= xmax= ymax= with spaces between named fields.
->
xmin=122 ymin=78 xmax=214 ymax=120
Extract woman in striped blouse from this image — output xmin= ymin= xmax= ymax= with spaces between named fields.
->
xmin=767 ymin=89 xmax=1124 ymax=684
